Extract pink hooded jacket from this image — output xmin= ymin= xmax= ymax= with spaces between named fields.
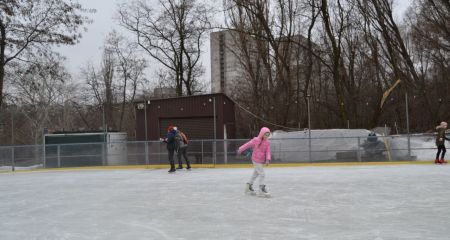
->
xmin=238 ymin=127 xmax=271 ymax=163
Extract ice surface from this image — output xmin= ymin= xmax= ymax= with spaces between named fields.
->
xmin=1 ymin=165 xmax=450 ymax=240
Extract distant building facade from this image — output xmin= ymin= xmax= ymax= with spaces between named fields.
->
xmin=135 ymin=93 xmax=235 ymax=140
xmin=210 ymin=30 xmax=321 ymax=98
xmin=152 ymin=87 xmax=177 ymax=99
xmin=210 ymin=30 xmax=241 ymax=96
xmin=210 ymin=30 xmax=264 ymax=97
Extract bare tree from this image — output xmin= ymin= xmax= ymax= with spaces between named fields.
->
xmin=83 ymin=50 xmax=117 ymax=131
xmin=224 ymin=0 xmax=312 ymax=129
xmin=7 ymin=52 xmax=70 ymax=144
xmin=81 ymin=32 xmax=147 ymax=136
xmin=0 ymin=0 xmax=93 ymax=108
xmin=118 ymin=0 xmax=212 ymax=96
xmin=318 ymin=0 xmax=355 ymax=125
xmin=104 ymin=31 xmax=147 ymax=132
xmin=405 ymin=0 xmax=450 ymax=129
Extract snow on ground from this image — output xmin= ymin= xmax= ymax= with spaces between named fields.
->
xmin=390 ymin=134 xmax=437 ymax=160
xmin=271 ymin=129 xmax=371 ymax=162
xmin=271 ymin=129 xmax=438 ymax=162
xmin=0 ymin=164 xmax=43 ymax=172
xmin=1 ymin=165 xmax=450 ymax=240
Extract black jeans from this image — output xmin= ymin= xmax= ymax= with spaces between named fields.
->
xmin=168 ymin=149 xmax=175 ymax=169
xmin=177 ymin=147 xmax=190 ymax=168
xmin=436 ymin=145 xmax=446 ymax=160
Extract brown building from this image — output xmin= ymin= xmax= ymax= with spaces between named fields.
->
xmin=135 ymin=93 xmax=236 ymax=140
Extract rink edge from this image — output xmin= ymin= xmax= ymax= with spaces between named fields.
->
xmin=0 ymin=160 xmax=439 ymax=173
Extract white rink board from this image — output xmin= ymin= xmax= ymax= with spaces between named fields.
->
xmin=1 ymin=165 xmax=450 ymax=240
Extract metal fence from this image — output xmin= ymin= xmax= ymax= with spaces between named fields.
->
xmin=0 ymin=135 xmax=440 ymax=172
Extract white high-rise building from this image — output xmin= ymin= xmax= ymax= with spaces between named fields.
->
xmin=210 ymin=30 xmax=321 ymax=98
xmin=210 ymin=30 xmax=244 ymax=96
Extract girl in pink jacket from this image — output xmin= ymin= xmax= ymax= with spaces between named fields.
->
xmin=238 ymin=127 xmax=271 ymax=197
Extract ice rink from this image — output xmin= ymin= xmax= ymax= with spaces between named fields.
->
xmin=1 ymin=164 xmax=450 ymax=240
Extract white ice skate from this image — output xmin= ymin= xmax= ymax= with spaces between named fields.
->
xmin=257 ymin=185 xmax=271 ymax=198
xmin=245 ymin=183 xmax=256 ymax=196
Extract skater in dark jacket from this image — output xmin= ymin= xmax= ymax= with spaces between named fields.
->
xmin=162 ymin=125 xmax=177 ymax=172
xmin=435 ymin=121 xmax=450 ymax=164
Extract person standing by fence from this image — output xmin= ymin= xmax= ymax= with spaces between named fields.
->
xmin=435 ymin=121 xmax=449 ymax=164
xmin=173 ymin=127 xmax=191 ymax=170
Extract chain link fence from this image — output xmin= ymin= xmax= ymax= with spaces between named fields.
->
xmin=0 ymin=135 xmax=440 ymax=172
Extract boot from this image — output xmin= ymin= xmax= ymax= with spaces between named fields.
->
xmin=176 ymin=159 xmax=183 ymax=169
xmin=435 ymin=159 xmax=442 ymax=164
xmin=186 ymin=160 xmax=191 ymax=170
xmin=168 ymin=160 xmax=176 ymax=173
xmin=258 ymin=185 xmax=270 ymax=197
xmin=441 ymin=158 xmax=448 ymax=164
xmin=245 ymin=183 xmax=255 ymax=195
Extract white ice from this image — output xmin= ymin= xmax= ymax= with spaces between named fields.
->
xmin=1 ymin=165 xmax=450 ymax=240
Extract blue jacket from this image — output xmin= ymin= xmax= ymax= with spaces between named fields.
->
xmin=166 ymin=130 xmax=177 ymax=150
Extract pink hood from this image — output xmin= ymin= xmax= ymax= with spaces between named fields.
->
xmin=258 ymin=127 xmax=271 ymax=140
xmin=238 ymin=127 xmax=272 ymax=163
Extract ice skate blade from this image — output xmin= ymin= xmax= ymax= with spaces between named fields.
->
xmin=245 ymin=191 xmax=256 ymax=196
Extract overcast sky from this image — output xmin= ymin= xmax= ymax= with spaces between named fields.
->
xmin=58 ymin=0 xmax=413 ymax=87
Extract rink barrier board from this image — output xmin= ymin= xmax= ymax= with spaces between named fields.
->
xmin=0 ymin=160 xmax=440 ymax=173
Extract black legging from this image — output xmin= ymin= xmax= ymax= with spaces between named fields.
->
xmin=168 ymin=149 xmax=175 ymax=169
xmin=436 ymin=145 xmax=446 ymax=160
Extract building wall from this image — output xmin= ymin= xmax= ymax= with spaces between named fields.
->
xmin=135 ymin=94 xmax=235 ymax=140
xmin=210 ymin=30 xmax=268 ymax=99
xmin=153 ymin=87 xmax=177 ymax=99
xmin=210 ymin=30 xmax=246 ymax=96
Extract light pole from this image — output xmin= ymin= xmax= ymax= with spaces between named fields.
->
xmin=144 ymin=101 xmax=148 ymax=141
xmin=101 ymin=103 xmax=107 ymax=166
xmin=11 ymin=107 xmax=15 ymax=171
xmin=213 ymin=97 xmax=216 ymax=141
xmin=144 ymin=100 xmax=149 ymax=165
xmin=11 ymin=107 xmax=14 ymax=145
xmin=405 ymin=92 xmax=411 ymax=158
xmin=209 ymin=97 xmax=217 ymax=165
xmin=137 ymin=102 xmax=149 ymax=165
xmin=307 ymin=94 xmax=312 ymax=163
xmin=102 ymin=103 xmax=106 ymax=135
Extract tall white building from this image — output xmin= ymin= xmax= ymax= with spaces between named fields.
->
xmin=210 ymin=30 xmax=321 ymax=98
xmin=210 ymin=30 xmax=244 ymax=96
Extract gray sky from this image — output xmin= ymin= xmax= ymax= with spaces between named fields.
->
xmin=58 ymin=0 xmax=413 ymax=87
xmin=57 ymin=0 xmax=125 ymax=78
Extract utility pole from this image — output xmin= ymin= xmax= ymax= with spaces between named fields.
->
xmin=405 ymin=92 xmax=411 ymax=158
xmin=307 ymin=94 xmax=312 ymax=163
xmin=144 ymin=100 xmax=149 ymax=165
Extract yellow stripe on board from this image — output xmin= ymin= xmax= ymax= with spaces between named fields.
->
xmin=0 ymin=161 xmax=439 ymax=174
